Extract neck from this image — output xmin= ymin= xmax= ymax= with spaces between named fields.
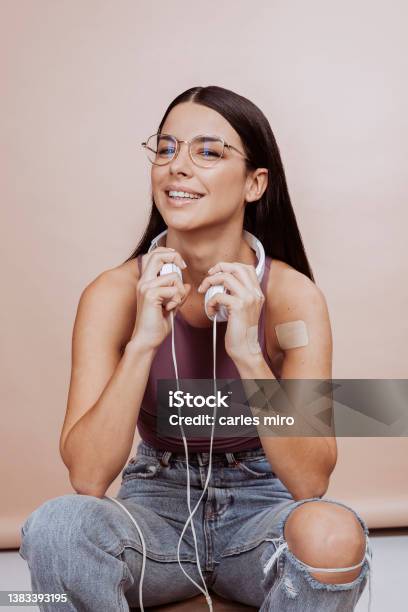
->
xmin=163 ymin=225 xmax=257 ymax=289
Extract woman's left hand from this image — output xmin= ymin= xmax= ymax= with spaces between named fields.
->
xmin=197 ymin=261 xmax=265 ymax=364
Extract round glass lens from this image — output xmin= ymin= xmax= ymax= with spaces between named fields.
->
xmin=190 ymin=136 xmax=224 ymax=167
xmin=144 ymin=134 xmax=177 ymax=165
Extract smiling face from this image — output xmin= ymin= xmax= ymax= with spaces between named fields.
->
xmin=151 ymin=102 xmax=256 ymax=231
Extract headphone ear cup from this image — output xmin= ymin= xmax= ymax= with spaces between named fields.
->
xmin=159 ymin=263 xmax=183 ymax=280
xmin=204 ymin=284 xmax=229 ymax=322
xmin=159 ymin=263 xmax=183 ymax=312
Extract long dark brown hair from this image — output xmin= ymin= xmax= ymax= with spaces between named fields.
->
xmin=124 ymin=85 xmax=314 ymax=282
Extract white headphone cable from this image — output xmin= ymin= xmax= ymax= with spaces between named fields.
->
xmin=103 ymin=307 xmax=218 ymax=612
xmin=105 ymin=496 xmax=147 ymax=611
xmin=170 ymin=308 xmax=217 ymax=612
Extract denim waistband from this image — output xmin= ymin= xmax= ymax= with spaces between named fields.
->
xmin=137 ymin=440 xmax=266 ymax=466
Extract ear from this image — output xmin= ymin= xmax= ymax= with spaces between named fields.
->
xmin=245 ymin=168 xmax=268 ymax=203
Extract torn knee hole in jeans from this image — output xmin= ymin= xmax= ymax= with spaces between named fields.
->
xmin=261 ymin=534 xmax=372 ymax=599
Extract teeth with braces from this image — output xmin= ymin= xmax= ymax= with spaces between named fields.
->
xmin=168 ymin=191 xmax=202 ymax=199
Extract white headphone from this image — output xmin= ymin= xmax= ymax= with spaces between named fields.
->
xmin=106 ymin=229 xmax=266 ymax=612
xmin=148 ymin=228 xmax=266 ymax=321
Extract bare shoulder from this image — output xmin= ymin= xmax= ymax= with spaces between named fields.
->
xmin=82 ymin=257 xmax=140 ymax=304
xmin=98 ymin=257 xmax=140 ymax=287
xmin=267 ymin=259 xmax=328 ymax=312
xmin=265 ymin=259 xmax=332 ymax=359
xmin=78 ymin=257 xmax=141 ymax=351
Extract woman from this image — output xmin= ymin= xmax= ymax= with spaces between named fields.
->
xmin=19 ymin=85 xmax=372 ymax=611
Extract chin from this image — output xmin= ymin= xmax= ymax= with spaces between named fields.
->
xmin=167 ymin=220 xmax=199 ymax=233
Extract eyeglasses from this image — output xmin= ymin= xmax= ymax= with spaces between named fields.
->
xmin=141 ymin=132 xmax=250 ymax=168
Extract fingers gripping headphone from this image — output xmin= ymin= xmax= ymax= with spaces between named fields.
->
xmin=148 ymin=228 xmax=266 ymax=321
xmin=106 ymin=229 xmax=266 ymax=611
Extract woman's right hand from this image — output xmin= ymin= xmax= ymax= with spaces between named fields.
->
xmin=128 ymin=247 xmax=191 ymax=351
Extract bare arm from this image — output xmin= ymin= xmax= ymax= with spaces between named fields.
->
xmin=234 ymin=273 xmax=337 ymax=501
xmin=60 ymin=248 xmax=189 ymax=498
xmin=59 ymin=268 xmax=157 ymax=497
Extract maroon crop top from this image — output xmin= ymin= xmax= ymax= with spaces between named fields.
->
xmin=136 ymin=254 xmax=275 ymax=452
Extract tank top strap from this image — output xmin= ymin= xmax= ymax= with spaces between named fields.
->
xmin=259 ymin=256 xmax=273 ymax=365
xmin=136 ymin=253 xmax=142 ymax=274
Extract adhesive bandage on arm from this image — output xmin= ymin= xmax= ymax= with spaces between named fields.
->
xmin=275 ymin=320 xmax=309 ymax=350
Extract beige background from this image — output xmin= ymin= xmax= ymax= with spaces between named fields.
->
xmin=1 ymin=0 xmax=407 ymax=547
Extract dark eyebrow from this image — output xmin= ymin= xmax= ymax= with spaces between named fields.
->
xmin=158 ymin=134 xmax=225 ymax=144
xmin=193 ymin=136 xmax=221 ymax=143
xmin=158 ymin=134 xmax=175 ymax=141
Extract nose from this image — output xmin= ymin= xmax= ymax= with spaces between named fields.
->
xmin=168 ymin=141 xmax=194 ymax=175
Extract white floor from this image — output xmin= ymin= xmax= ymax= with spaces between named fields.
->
xmin=0 ymin=529 xmax=406 ymax=611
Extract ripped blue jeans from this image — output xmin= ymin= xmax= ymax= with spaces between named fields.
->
xmin=19 ymin=440 xmax=372 ymax=611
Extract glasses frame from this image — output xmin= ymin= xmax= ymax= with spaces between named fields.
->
xmin=141 ymin=132 xmax=250 ymax=168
